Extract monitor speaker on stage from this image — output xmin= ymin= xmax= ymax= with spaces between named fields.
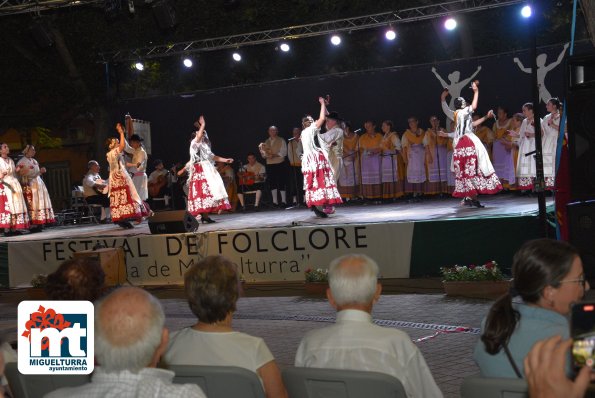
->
xmin=567 ymin=201 xmax=595 ymax=280
xmin=148 ymin=210 xmax=198 ymax=234
xmin=567 ymin=55 xmax=595 ymax=201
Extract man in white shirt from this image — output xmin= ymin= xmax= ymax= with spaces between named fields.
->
xmin=295 ymin=254 xmax=443 ymax=398
xmin=259 ymin=125 xmax=288 ymax=207
xmin=45 ymin=287 xmax=205 ymax=398
xmin=82 ymin=160 xmax=110 ymax=222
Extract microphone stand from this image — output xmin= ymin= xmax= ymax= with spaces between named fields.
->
xmin=286 ymin=139 xmax=304 ymax=210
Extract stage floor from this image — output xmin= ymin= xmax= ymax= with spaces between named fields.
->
xmin=3 ymin=193 xmax=552 ymax=243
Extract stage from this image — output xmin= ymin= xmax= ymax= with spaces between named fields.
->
xmin=0 ymin=193 xmax=551 ymax=288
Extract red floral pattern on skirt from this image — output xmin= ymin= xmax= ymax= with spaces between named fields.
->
xmin=23 ymin=185 xmax=55 ymax=225
xmin=303 ymin=152 xmax=343 ymax=207
xmin=452 ymin=135 xmax=502 ymax=198
xmin=0 ymin=184 xmax=10 ymax=229
xmin=109 ymin=172 xmax=149 ymax=222
xmin=187 ymin=163 xmax=231 ymax=216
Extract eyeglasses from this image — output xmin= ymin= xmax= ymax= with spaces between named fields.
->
xmin=559 ymin=276 xmax=588 ymax=289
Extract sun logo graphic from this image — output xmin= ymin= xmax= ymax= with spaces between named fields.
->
xmin=18 ymin=301 xmax=94 ymax=374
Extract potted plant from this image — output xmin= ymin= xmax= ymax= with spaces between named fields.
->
xmin=304 ymin=268 xmax=329 ymax=295
xmin=27 ymin=274 xmax=48 ymax=299
xmin=441 ymin=261 xmax=511 ymax=299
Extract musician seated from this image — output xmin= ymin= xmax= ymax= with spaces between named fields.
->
xmin=147 ymin=159 xmax=171 ymax=210
xmin=237 ymin=153 xmax=266 ymax=211
xmin=82 ymin=160 xmax=110 ymax=222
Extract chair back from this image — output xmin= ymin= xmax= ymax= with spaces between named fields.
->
xmin=282 ymin=366 xmax=407 ymax=398
xmin=169 ymin=364 xmax=266 ymax=398
xmin=460 ymin=374 xmax=528 ymax=398
xmin=4 ymin=362 xmax=90 ymax=398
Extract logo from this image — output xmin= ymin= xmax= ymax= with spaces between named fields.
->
xmin=18 ymin=301 xmax=94 ymax=375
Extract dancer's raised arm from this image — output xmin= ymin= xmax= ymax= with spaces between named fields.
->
xmin=193 ymin=116 xmax=206 ymax=143
xmin=314 ymin=97 xmax=327 ymax=129
xmin=470 ymin=81 xmax=479 ymax=111
xmin=115 ymin=123 xmax=126 ymax=153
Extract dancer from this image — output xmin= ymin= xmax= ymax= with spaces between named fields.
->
xmin=125 ymin=134 xmax=148 ymax=201
xmin=259 ymin=125 xmax=288 ymax=207
xmin=358 ymin=120 xmax=382 ymax=200
xmin=491 ymin=107 xmax=516 ymax=189
xmin=380 ymin=120 xmax=403 ymax=199
xmin=300 ymin=97 xmax=342 ymax=218
xmin=0 ymin=142 xmax=30 ymax=235
xmin=17 ymin=145 xmax=55 ymax=231
xmin=185 ymin=116 xmax=233 ymax=223
xmin=402 ymin=117 xmax=426 ymax=200
xmin=542 ymin=97 xmax=563 ymax=190
xmin=338 ymin=122 xmax=360 ymax=200
xmin=424 ymin=116 xmax=449 ymax=195
xmin=106 ymin=124 xmax=150 ymax=229
xmin=318 ymin=111 xmax=344 ymax=213
xmin=440 ymin=82 xmax=502 ymax=207
xmin=516 ymin=103 xmax=539 ymax=191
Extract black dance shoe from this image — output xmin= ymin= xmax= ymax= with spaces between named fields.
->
xmin=312 ymin=206 xmax=328 ymax=218
xmin=201 ymin=216 xmax=216 ymax=224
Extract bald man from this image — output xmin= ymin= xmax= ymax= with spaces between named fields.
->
xmin=295 ymin=254 xmax=443 ymax=398
xmin=46 ymin=287 xmax=205 ymax=398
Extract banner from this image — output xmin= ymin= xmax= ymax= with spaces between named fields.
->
xmin=8 ymin=233 xmax=209 ymax=287
xmin=208 ymin=222 xmax=414 ymax=281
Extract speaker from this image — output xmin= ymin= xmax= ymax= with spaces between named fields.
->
xmin=30 ymin=21 xmax=54 ymax=48
xmin=148 ymin=210 xmax=198 ymax=234
xmin=152 ymin=0 xmax=176 ymax=30
xmin=567 ymin=55 xmax=595 ymax=201
xmin=568 ymin=201 xmax=595 ymax=280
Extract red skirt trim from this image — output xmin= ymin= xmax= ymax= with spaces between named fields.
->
xmin=187 ymin=163 xmax=231 ymax=216
xmin=452 ymin=136 xmax=503 ymax=198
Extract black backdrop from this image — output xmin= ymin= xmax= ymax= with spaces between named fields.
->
xmin=112 ymin=43 xmax=578 ymax=170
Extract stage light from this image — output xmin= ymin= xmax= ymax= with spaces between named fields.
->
xmin=330 ymin=35 xmax=341 ymax=46
xmin=134 ymin=62 xmax=144 ymax=71
xmin=183 ymin=58 xmax=193 ymax=68
xmin=280 ymin=43 xmax=290 ymax=52
xmin=232 ymin=52 xmax=242 ymax=61
xmin=385 ymin=28 xmax=396 ymax=41
xmin=444 ymin=18 xmax=457 ymax=30
xmin=521 ymin=5 xmax=532 ymax=18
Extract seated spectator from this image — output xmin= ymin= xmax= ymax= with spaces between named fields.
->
xmin=45 ymin=287 xmax=205 ymax=398
xmin=45 ymin=258 xmax=106 ymax=302
xmin=294 ymin=254 xmax=442 ymax=398
xmin=164 ymin=255 xmax=287 ymax=398
xmin=524 ymin=335 xmax=593 ymax=398
xmin=474 ymin=239 xmax=588 ymax=377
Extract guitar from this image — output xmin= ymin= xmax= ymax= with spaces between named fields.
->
xmin=148 ymin=172 xmax=168 ymax=197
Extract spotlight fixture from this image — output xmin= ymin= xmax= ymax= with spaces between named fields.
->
xmin=444 ymin=18 xmax=457 ymax=30
xmin=280 ymin=43 xmax=290 ymax=52
xmin=385 ymin=28 xmax=396 ymax=41
xmin=183 ymin=58 xmax=193 ymax=68
xmin=521 ymin=5 xmax=532 ymax=18
xmin=330 ymin=35 xmax=341 ymax=46
xmin=134 ymin=62 xmax=144 ymax=71
xmin=232 ymin=52 xmax=242 ymax=61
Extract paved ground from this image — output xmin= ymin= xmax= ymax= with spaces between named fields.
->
xmin=0 ymin=292 xmax=494 ymax=398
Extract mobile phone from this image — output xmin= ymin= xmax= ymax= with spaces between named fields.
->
xmin=571 ymin=302 xmax=595 ymax=370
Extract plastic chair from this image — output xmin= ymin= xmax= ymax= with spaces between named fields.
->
xmin=282 ymin=367 xmax=407 ymax=398
xmin=169 ymin=364 xmax=266 ymax=398
xmin=460 ymin=374 xmax=528 ymax=398
xmin=5 ymin=362 xmax=90 ymax=398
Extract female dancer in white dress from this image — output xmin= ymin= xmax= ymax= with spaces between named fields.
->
xmin=541 ymin=97 xmax=563 ymax=190
xmin=516 ymin=103 xmax=540 ymax=190
xmin=106 ymin=124 xmax=150 ymax=229
xmin=17 ymin=145 xmax=55 ymax=231
xmin=185 ymin=116 xmax=233 ymax=223
xmin=0 ymin=142 xmax=30 ymax=235
xmin=300 ymin=97 xmax=342 ymax=218
xmin=440 ymin=82 xmax=502 ymax=207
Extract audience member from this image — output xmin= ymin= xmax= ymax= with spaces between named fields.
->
xmin=474 ymin=239 xmax=588 ymax=377
xmin=294 ymin=254 xmax=443 ymax=398
xmin=164 ymin=255 xmax=287 ymax=398
xmin=45 ymin=287 xmax=206 ymax=398
xmin=45 ymin=258 xmax=106 ymax=302
xmin=524 ymin=336 xmax=593 ymax=398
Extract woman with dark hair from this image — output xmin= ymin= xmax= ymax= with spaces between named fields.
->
xmin=165 ymin=255 xmax=287 ymax=398
xmin=542 ymin=97 xmax=563 ymax=190
xmin=401 ymin=116 xmax=426 ymax=199
xmin=106 ymin=123 xmax=150 ymax=229
xmin=380 ymin=120 xmax=403 ymax=199
xmin=185 ymin=115 xmax=233 ymax=223
xmin=516 ymin=102 xmax=540 ymax=191
xmin=474 ymin=239 xmax=588 ymax=378
xmin=338 ymin=122 xmax=360 ymax=200
xmin=17 ymin=144 xmax=55 ymax=231
xmin=440 ymin=81 xmax=502 ymax=208
xmin=0 ymin=142 xmax=30 ymax=236
xmin=492 ymin=107 xmax=516 ymax=189
xmin=45 ymin=258 xmax=106 ymax=302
